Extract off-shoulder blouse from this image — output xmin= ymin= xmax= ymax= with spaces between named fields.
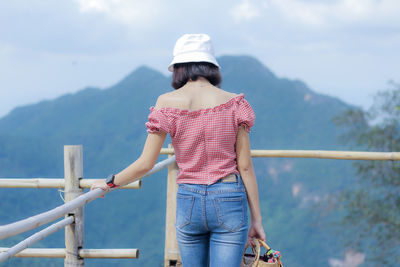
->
xmin=145 ymin=93 xmax=255 ymax=185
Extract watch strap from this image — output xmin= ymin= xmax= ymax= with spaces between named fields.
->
xmin=106 ymin=174 xmax=119 ymax=188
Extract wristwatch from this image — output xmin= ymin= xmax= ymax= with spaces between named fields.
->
xmin=106 ymin=174 xmax=119 ymax=188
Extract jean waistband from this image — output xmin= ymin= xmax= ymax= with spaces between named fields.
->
xmin=220 ymin=174 xmax=237 ymax=183
xmin=178 ymin=174 xmax=245 ymax=195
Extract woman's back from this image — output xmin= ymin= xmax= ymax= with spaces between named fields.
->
xmin=146 ymin=77 xmax=255 ymax=185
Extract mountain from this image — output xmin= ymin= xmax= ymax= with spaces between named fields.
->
xmin=0 ymin=55 xmax=356 ymax=266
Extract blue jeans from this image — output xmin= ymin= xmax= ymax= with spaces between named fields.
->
xmin=175 ymin=174 xmax=248 ymax=267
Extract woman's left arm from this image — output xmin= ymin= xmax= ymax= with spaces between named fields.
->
xmin=91 ymin=132 xmax=167 ymax=191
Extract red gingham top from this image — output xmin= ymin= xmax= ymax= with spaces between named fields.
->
xmin=145 ymin=93 xmax=255 ymax=185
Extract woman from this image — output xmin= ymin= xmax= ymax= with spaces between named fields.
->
xmin=91 ymin=33 xmax=265 ymax=266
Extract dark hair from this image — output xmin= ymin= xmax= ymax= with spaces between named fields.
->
xmin=171 ymin=62 xmax=222 ymax=89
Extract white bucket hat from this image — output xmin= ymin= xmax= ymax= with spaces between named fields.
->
xmin=168 ymin=33 xmax=220 ymax=72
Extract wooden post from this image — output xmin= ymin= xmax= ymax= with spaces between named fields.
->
xmin=64 ymin=145 xmax=84 ymax=267
xmin=164 ymin=144 xmax=181 ymax=267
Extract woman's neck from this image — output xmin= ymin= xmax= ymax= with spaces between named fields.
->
xmin=186 ymin=77 xmax=212 ymax=87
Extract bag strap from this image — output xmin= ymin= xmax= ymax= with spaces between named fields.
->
xmin=258 ymin=239 xmax=270 ymax=250
xmin=242 ymin=239 xmax=261 ymax=266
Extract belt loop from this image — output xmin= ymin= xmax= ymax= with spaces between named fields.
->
xmin=235 ymin=173 xmax=240 ymax=186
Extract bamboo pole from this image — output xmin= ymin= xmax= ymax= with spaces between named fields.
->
xmin=0 ymin=189 xmax=104 ymax=241
xmin=0 ymin=178 xmax=65 ymax=188
xmin=0 ymin=216 xmax=74 ymax=263
xmin=249 ymin=150 xmax=400 ymax=160
xmin=80 ymin=179 xmax=141 ymax=189
xmin=0 ymin=248 xmax=138 ymax=259
xmin=79 ymin=249 xmax=138 ymax=259
xmin=0 ymin=179 xmax=141 ymax=189
xmin=0 ymin=248 xmax=66 ymax=258
xmin=0 ymin=156 xmax=176 ymax=240
xmin=160 ymin=148 xmax=400 ymax=160
xmin=164 ymin=144 xmax=182 ymax=267
xmin=64 ymin=145 xmax=84 ymax=267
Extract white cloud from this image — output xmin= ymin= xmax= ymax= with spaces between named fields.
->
xmin=329 ymin=250 xmax=365 ymax=267
xmin=230 ymin=0 xmax=263 ymax=22
xmin=268 ymin=0 xmax=400 ymax=27
xmin=74 ymin=0 xmax=163 ymax=27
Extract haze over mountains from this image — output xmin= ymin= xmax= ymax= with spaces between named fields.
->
xmin=0 ymin=55 xmax=359 ymax=266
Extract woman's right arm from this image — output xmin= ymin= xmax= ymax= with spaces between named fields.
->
xmin=91 ymin=95 xmax=168 ymax=191
xmin=236 ymin=126 xmax=266 ymax=245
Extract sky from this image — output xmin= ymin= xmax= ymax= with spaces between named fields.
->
xmin=0 ymin=0 xmax=399 ymax=118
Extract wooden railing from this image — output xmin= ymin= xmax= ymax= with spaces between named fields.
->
xmin=1 ymin=146 xmax=399 ymax=266
xmin=160 ymin=148 xmax=400 ymax=160
xmin=0 ymin=145 xmax=175 ymax=266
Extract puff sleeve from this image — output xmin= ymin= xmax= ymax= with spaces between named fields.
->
xmin=237 ymin=98 xmax=255 ymax=132
xmin=145 ymin=107 xmax=171 ymax=134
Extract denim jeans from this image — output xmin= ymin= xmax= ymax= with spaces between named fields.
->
xmin=175 ymin=174 xmax=248 ymax=267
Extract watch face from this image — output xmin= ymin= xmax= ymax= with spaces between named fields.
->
xmin=106 ymin=174 xmax=115 ymax=184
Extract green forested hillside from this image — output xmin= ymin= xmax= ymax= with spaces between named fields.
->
xmin=0 ymin=56 xmax=357 ymax=266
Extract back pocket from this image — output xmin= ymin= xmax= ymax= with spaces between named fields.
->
xmin=176 ymin=194 xmax=194 ymax=229
xmin=214 ymin=196 xmax=245 ymax=232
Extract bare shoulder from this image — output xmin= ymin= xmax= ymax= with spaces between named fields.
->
xmin=154 ymin=91 xmax=183 ymax=109
xmin=229 ymin=92 xmax=240 ymax=98
xmin=218 ymin=89 xmax=240 ymax=100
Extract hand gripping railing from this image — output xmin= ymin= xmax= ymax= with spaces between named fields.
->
xmin=0 ymin=155 xmax=176 ymax=262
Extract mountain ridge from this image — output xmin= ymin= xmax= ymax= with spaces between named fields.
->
xmin=1 ymin=55 xmax=349 ymax=121
xmin=0 ymin=55 xmax=349 ymax=139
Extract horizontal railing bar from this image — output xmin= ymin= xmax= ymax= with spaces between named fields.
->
xmin=0 ymin=248 xmax=139 ymax=259
xmin=0 ymin=216 xmax=74 ymax=263
xmin=0 ymin=189 xmax=102 ymax=240
xmin=80 ymin=248 xmax=139 ymax=258
xmin=250 ymin=150 xmax=400 ymax=160
xmin=80 ymin=179 xmax=141 ymax=189
xmin=0 ymin=248 xmax=65 ymax=258
xmin=0 ymin=179 xmax=141 ymax=189
xmin=0 ymin=156 xmax=176 ymax=240
xmin=160 ymin=148 xmax=400 ymax=160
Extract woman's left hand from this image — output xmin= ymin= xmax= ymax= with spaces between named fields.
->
xmin=247 ymin=221 xmax=266 ymax=247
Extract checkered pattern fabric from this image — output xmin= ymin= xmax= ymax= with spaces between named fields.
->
xmin=146 ymin=94 xmax=255 ymax=185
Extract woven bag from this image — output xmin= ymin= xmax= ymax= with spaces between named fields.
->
xmin=241 ymin=239 xmax=283 ymax=267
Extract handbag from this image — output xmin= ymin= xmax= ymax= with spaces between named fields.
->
xmin=241 ymin=239 xmax=283 ymax=267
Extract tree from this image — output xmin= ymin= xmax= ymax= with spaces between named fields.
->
xmin=333 ymin=82 xmax=400 ymax=265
